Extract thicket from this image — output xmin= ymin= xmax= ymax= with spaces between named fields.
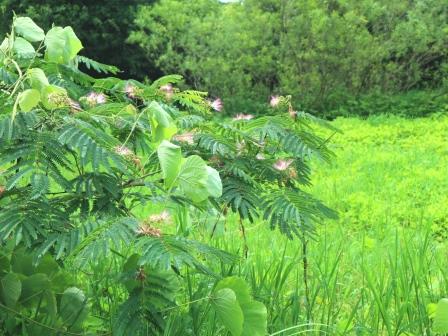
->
xmin=0 ymin=0 xmax=153 ymax=79
xmin=2 ymin=0 xmax=447 ymax=117
xmin=0 ymin=17 xmax=335 ymax=334
xmin=130 ymin=0 xmax=448 ymax=117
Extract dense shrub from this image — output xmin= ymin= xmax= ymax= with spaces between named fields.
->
xmin=0 ymin=0 xmax=154 ymax=79
xmin=326 ymin=90 xmax=448 ymax=119
xmin=130 ymin=0 xmax=448 ymax=116
xmin=0 ymin=17 xmax=335 ymax=334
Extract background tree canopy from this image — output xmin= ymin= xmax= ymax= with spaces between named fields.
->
xmin=0 ymin=0 xmax=157 ymax=79
xmin=1 ymin=0 xmax=447 ymax=116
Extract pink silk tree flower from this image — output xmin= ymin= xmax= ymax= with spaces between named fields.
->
xmin=136 ymin=225 xmax=162 ymax=237
xmin=114 ymin=145 xmax=133 ymax=157
xmin=173 ymin=132 xmax=195 ymax=145
xmin=86 ymin=92 xmax=107 ymax=105
xmin=270 ymin=95 xmax=280 ymax=107
xmin=273 ymin=159 xmax=293 ymax=171
xmin=233 ymin=113 xmax=254 ymax=121
xmin=160 ymin=84 xmax=174 ymax=100
xmin=125 ymin=83 xmax=137 ymax=98
xmin=209 ymin=98 xmax=223 ymax=112
xmin=148 ymin=210 xmax=171 ymax=224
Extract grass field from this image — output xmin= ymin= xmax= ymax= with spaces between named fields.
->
xmin=199 ymin=114 xmax=448 ymax=335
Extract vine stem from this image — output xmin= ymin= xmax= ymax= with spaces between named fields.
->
xmin=301 ymin=232 xmax=311 ymax=323
xmin=158 ymin=296 xmax=210 ymax=313
xmin=239 ymin=217 xmax=249 ymax=259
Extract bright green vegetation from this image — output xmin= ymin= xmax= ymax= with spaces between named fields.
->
xmin=0 ymin=17 xmax=333 ymax=335
xmin=197 ymin=115 xmax=448 ymax=335
xmin=1 ymin=12 xmax=448 ymax=336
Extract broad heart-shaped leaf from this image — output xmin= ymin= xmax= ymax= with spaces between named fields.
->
xmin=0 ymin=38 xmax=8 ymax=58
xmin=63 ymin=27 xmax=83 ymax=60
xmin=241 ymin=301 xmax=267 ymax=336
xmin=215 ymin=277 xmax=251 ymax=305
xmin=13 ymin=17 xmax=45 ymax=42
xmin=149 ymin=101 xmax=172 ymax=127
xmin=177 ymin=155 xmax=209 ymax=203
xmin=157 ymin=140 xmax=182 ymax=189
xmin=20 ymin=273 xmax=51 ymax=305
xmin=433 ymin=298 xmax=448 ymax=333
xmin=41 ymin=84 xmax=68 ymax=109
xmin=44 ymin=26 xmax=83 ymax=64
xmin=212 ymin=288 xmax=244 ymax=336
xmin=59 ymin=287 xmax=88 ymax=327
xmin=13 ymin=37 xmax=35 ymax=58
xmin=148 ymin=102 xmax=177 ymax=142
xmin=18 ymin=89 xmax=40 ymax=112
xmin=0 ymin=273 xmax=21 ymax=307
xmin=206 ymin=166 xmax=223 ymax=198
xmin=27 ymin=68 xmax=49 ymax=90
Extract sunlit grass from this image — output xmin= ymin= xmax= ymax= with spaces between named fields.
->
xmin=198 ymin=114 xmax=448 ymax=335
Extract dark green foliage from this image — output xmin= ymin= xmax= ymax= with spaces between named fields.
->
xmin=131 ymin=0 xmax=448 ymax=116
xmin=0 ymin=0 xmax=153 ymax=79
xmin=327 ymin=90 xmax=448 ymax=119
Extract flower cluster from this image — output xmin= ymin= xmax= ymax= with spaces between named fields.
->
xmin=270 ymin=95 xmax=297 ymax=119
xmin=125 ymin=83 xmax=143 ymax=99
xmin=47 ymin=92 xmax=70 ymax=108
xmin=209 ymin=98 xmax=223 ymax=112
xmin=233 ymin=113 xmax=254 ymax=121
xmin=270 ymin=95 xmax=280 ymax=107
xmin=85 ymin=92 xmax=107 ymax=106
xmin=148 ymin=210 xmax=171 ymax=224
xmin=273 ymin=159 xmax=293 ymax=171
xmin=136 ymin=210 xmax=171 ymax=237
xmin=173 ymin=131 xmax=195 ymax=145
xmin=160 ymin=84 xmax=174 ymax=100
xmin=114 ymin=145 xmax=142 ymax=167
xmin=0 ymin=185 xmax=5 ymax=196
xmin=136 ymin=225 xmax=162 ymax=238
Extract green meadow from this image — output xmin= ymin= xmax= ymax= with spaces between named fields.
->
xmin=198 ymin=115 xmax=448 ymax=335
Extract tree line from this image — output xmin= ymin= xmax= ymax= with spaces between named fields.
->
xmin=2 ymin=0 xmax=447 ymax=116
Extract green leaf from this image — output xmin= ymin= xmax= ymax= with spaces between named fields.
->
xmin=59 ymin=287 xmax=88 ymax=327
xmin=18 ymin=89 xmax=40 ymax=112
xmin=177 ymin=155 xmax=209 ymax=203
xmin=433 ymin=298 xmax=448 ymax=333
xmin=44 ymin=27 xmax=65 ymax=63
xmin=43 ymin=290 xmax=57 ymax=319
xmin=11 ymin=250 xmax=34 ymax=276
xmin=13 ymin=17 xmax=45 ymax=42
xmin=13 ymin=37 xmax=35 ymax=58
xmin=20 ymin=273 xmax=51 ymax=304
xmin=45 ymin=26 xmax=83 ymax=63
xmin=157 ymin=140 xmax=182 ymax=189
xmin=0 ymin=273 xmax=21 ymax=307
xmin=41 ymin=84 xmax=68 ymax=109
xmin=35 ymin=254 xmax=59 ymax=278
xmin=149 ymin=101 xmax=172 ymax=127
xmin=211 ymin=288 xmax=244 ymax=336
xmin=30 ymin=173 xmax=49 ymax=199
xmin=215 ymin=277 xmax=251 ymax=305
xmin=241 ymin=301 xmax=267 ymax=336
xmin=206 ymin=166 xmax=222 ymax=198
xmin=148 ymin=102 xmax=177 ymax=142
xmin=62 ymin=27 xmax=83 ymax=60
xmin=27 ymin=68 xmax=49 ymax=90
xmin=0 ymin=38 xmax=8 ymax=58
